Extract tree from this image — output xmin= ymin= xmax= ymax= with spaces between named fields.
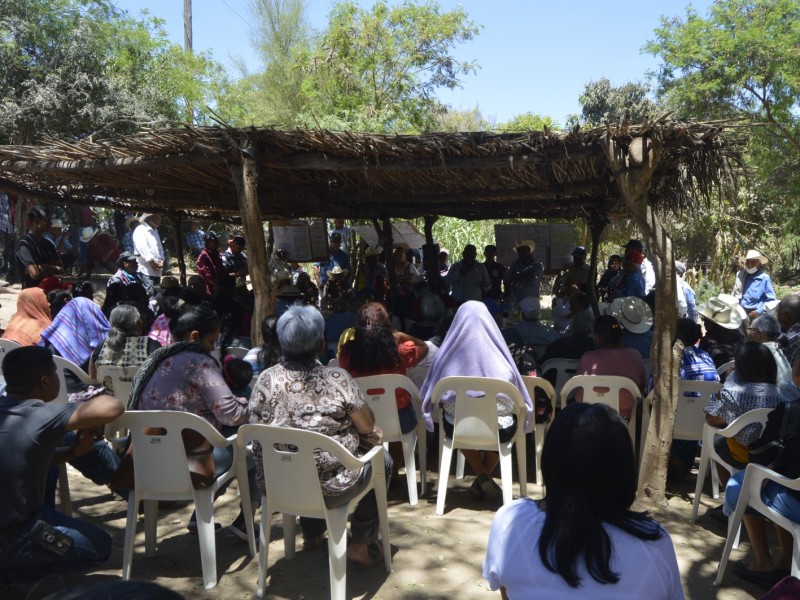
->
xmin=435 ymin=106 xmax=492 ymax=132
xmin=0 ymin=0 xmax=226 ymax=144
xmin=496 ymin=112 xmax=560 ymax=133
xmin=578 ymin=78 xmax=658 ymax=126
xmin=297 ymin=0 xmax=480 ymax=133
xmin=645 ymin=0 xmax=800 ymax=272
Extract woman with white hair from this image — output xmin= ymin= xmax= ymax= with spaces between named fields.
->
xmin=88 ymin=304 xmax=160 ymax=381
xmin=250 ymin=305 xmax=390 ymax=567
xmin=749 ymin=314 xmax=793 ymax=384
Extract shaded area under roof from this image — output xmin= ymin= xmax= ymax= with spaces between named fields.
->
xmin=0 ymin=120 xmax=745 ymax=222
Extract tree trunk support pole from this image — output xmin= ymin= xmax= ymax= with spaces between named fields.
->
xmin=381 ymin=214 xmax=396 ymax=309
xmin=603 ymin=131 xmax=678 ymax=508
xmin=227 ymin=140 xmax=272 ymax=348
xmin=587 ymin=208 xmax=607 ymax=316
xmin=170 ymin=212 xmax=187 ymax=287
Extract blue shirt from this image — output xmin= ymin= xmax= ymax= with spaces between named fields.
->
xmin=121 ymin=231 xmax=135 ymax=253
xmin=681 ymin=279 xmax=697 ymax=321
xmin=739 ymin=270 xmax=776 ymax=314
xmin=614 ymin=269 xmax=646 ymax=300
xmin=184 ymin=229 xmax=205 ymax=252
xmin=317 ymin=249 xmax=350 ymax=286
xmin=680 ymin=345 xmax=719 ymax=382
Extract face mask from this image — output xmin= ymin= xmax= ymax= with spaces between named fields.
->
xmin=745 ymin=267 xmax=758 ymax=275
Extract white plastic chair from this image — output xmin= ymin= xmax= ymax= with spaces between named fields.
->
xmin=355 ymin=374 xmax=426 ymax=504
xmin=691 ymin=407 xmax=771 ymax=523
xmin=0 ymin=338 xmax=21 ymax=361
xmin=406 ymin=365 xmax=430 ymax=391
xmin=715 ymin=463 xmax=800 ymax=585
xmin=560 ymin=375 xmax=643 ymax=457
xmin=51 ymin=355 xmax=95 ymax=516
xmin=96 ymin=364 xmax=140 ymax=450
xmin=115 ymin=410 xmax=239 ymax=590
xmin=327 ymin=357 xmax=339 ymax=368
xmin=223 ymin=347 xmax=248 ymax=359
xmin=673 ymin=380 xmax=722 ymax=441
xmin=538 ymin=359 xmax=579 ymax=407
xmin=521 ymin=376 xmax=555 ymax=486
xmin=431 ymin=376 xmax=528 ymax=515
xmin=236 ymin=424 xmax=392 ymax=600
xmin=716 ymin=360 xmax=735 ymax=380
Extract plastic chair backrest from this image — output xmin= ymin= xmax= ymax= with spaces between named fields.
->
xmin=674 ymin=380 xmax=722 ymax=440
xmin=355 ymin=375 xmax=420 ymax=442
xmin=52 ymin=355 xmax=95 ymax=404
xmin=521 ymin=376 xmax=556 ymax=406
xmin=96 ymin=363 xmax=140 ymax=402
xmin=717 ymin=360 xmax=735 ymax=379
xmin=223 ymin=347 xmax=248 ymax=359
xmin=237 ymin=424 xmax=361 ymax=519
xmin=406 ymin=365 xmax=430 ymax=390
xmin=114 ymin=410 xmax=229 ymax=498
xmin=327 ymin=357 xmax=339 ymax=368
xmin=430 ymin=376 xmax=526 ymax=448
xmin=560 ymin=375 xmax=641 ymax=413
xmin=0 ymin=339 xmax=20 ymax=369
xmin=539 ymin=358 xmax=580 ymax=400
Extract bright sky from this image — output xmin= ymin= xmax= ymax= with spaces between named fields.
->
xmin=115 ymin=0 xmax=716 ymax=125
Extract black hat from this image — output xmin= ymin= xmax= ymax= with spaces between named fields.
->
xmin=117 ymin=250 xmax=140 ymax=265
xmin=624 ymin=239 xmax=644 ymax=252
xmin=572 ymin=246 xmax=587 ymax=257
xmin=232 ymin=235 xmax=246 ymax=247
xmin=204 ymin=231 xmax=218 ymax=242
xmin=330 ymin=232 xmax=342 ymax=243
xmin=27 ymin=206 xmax=49 ymax=220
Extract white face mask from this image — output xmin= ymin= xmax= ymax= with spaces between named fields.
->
xmin=745 ymin=266 xmax=758 ymax=275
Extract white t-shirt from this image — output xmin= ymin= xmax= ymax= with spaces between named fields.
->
xmin=484 ymin=499 xmax=684 ymax=600
xmin=132 ymin=222 xmax=164 ymax=278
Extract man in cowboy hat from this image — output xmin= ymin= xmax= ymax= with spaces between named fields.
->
xmin=504 ymin=239 xmax=544 ymax=302
xmin=44 ymin=218 xmax=79 ymax=275
xmin=121 ymin=215 xmax=139 ymax=254
xmin=314 ymin=232 xmax=351 ymax=299
xmin=183 ymin=221 xmax=205 ymax=259
xmin=697 ymin=295 xmax=746 ymax=368
xmin=131 ymin=214 xmax=164 ymax=295
xmin=356 ymin=245 xmax=387 ymax=294
xmin=608 ymin=296 xmax=654 ymax=359
xmin=733 ymin=249 xmax=776 ymax=319
xmin=82 ymin=227 xmax=120 ymax=278
xmin=554 ymin=245 xmax=591 ymax=297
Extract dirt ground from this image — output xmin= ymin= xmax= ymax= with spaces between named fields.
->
xmin=0 ymin=276 xmax=778 ymax=600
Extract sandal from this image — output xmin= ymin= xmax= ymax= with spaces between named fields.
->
xmin=732 ymin=561 xmax=785 ymax=589
xmin=469 ymin=478 xmax=485 ymax=500
xmin=477 ymin=474 xmax=503 ymax=501
xmin=348 ymin=541 xmax=384 ymax=571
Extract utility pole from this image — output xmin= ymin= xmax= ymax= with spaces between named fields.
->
xmin=183 ymin=0 xmax=192 ymax=51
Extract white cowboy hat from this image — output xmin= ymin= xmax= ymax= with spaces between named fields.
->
xmin=609 ymin=297 xmax=653 ymax=334
xmin=50 ymin=219 xmax=64 ymax=229
xmin=740 ymin=249 xmax=768 ymax=265
xmin=364 ymin=246 xmax=382 ymax=257
xmin=79 ymin=227 xmax=98 ymax=243
xmin=698 ymin=296 xmax=743 ymax=330
xmin=515 ymin=239 xmax=535 ymax=251
xmin=329 ymin=266 xmax=348 ymax=276
xmin=717 ymin=293 xmax=749 ymax=321
xmin=139 ymin=213 xmax=156 ymax=225
xmin=125 ymin=215 xmax=139 ymax=229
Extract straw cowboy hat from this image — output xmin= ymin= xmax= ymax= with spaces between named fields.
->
xmin=697 ymin=296 xmax=743 ymax=330
xmin=79 ymin=227 xmax=99 ymax=243
xmin=125 ymin=215 xmax=140 ymax=229
xmin=740 ymin=249 xmax=768 ymax=266
xmin=717 ymin=293 xmax=749 ymax=322
xmin=364 ymin=246 xmax=382 ymax=257
xmin=515 ymin=239 xmax=535 ymax=251
xmin=329 ymin=266 xmax=348 ymax=277
xmin=50 ymin=219 xmax=64 ymax=229
xmin=608 ymin=297 xmax=653 ymax=334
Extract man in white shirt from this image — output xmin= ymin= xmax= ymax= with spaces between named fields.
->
xmin=132 ymin=213 xmax=164 ymax=296
xmin=443 ymin=244 xmax=490 ymax=303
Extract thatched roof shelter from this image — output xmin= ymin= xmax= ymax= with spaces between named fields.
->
xmin=0 ymin=119 xmax=744 ymax=222
xmin=0 ymin=118 xmax=748 ymax=505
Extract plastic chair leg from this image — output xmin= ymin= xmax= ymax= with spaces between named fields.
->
xmin=498 ymin=448 xmax=513 ymax=505
xmin=257 ymin=503 xmax=273 ymax=599
xmin=58 ymin=465 xmax=72 ymax=517
xmin=238 ymin=466 xmax=257 ymax=558
xmin=283 ymin=514 xmax=297 ymax=559
xmin=122 ymin=495 xmax=140 ymax=580
xmin=401 ymin=434 xmax=418 ymax=506
xmin=194 ymin=490 xmax=218 ymax=590
xmin=715 ymin=497 xmax=750 ymax=586
xmin=456 ymin=451 xmax=465 ymax=479
xmin=326 ymin=507 xmax=350 ymax=600
xmin=143 ymin=500 xmax=158 ymax=556
xmin=692 ymin=449 xmax=710 ymax=523
xmin=711 ymin=460 xmax=721 ymax=499
xmin=417 ymin=423 xmax=427 ymax=495
xmin=515 ymin=437 xmax=527 ymax=499
xmin=792 ymin=534 xmax=800 ymax=578
xmin=436 ymin=442 xmax=454 ymax=515
xmin=534 ymin=423 xmax=545 ymax=486
xmin=371 ymin=453 xmax=393 ymax=573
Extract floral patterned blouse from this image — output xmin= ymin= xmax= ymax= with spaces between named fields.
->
xmin=250 ymin=361 xmax=366 ymax=496
xmin=137 ymin=351 xmax=249 ymax=430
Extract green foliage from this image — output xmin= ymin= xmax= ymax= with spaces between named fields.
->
xmin=495 ymin=113 xmax=560 ymax=132
xmin=0 ymin=0 xmax=227 ymax=143
xmin=645 ymin=0 xmax=800 ymax=275
xmin=435 ymin=106 xmax=492 ymax=132
xmin=694 ymin=276 xmax=721 ymax=306
xmin=578 ymin=78 xmax=658 ymax=126
xmin=296 ymin=0 xmax=480 ymax=133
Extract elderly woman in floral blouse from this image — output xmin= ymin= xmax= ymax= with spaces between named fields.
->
xmin=249 ymin=304 xmax=390 ymax=568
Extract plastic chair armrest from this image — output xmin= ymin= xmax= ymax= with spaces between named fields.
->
xmin=716 ymin=409 xmax=770 ymax=437
xmin=745 ymin=463 xmax=800 ymax=492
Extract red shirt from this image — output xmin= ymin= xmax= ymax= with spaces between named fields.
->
xmin=339 ymin=340 xmax=424 ymax=409
xmin=87 ymin=234 xmax=120 ymax=271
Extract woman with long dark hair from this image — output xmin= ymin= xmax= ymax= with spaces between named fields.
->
xmin=244 ymin=314 xmax=281 ymax=375
xmin=484 ymin=403 xmax=683 ymax=598
xmin=339 ymin=302 xmax=427 ymax=481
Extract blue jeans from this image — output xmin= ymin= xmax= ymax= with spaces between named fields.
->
xmin=45 ymin=433 xmax=125 ymax=507
xmin=724 ymin=469 xmax=800 ymax=520
xmin=0 ymin=504 xmax=111 ymax=582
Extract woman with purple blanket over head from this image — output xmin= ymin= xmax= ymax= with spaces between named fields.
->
xmin=40 ymin=296 xmax=110 ymax=372
xmin=420 ymin=301 xmax=533 ymax=501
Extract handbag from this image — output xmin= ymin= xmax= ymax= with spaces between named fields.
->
xmin=748 ymin=402 xmax=794 ymax=469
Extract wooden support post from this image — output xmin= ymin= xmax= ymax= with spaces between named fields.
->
xmin=587 ymin=209 xmax=607 ymax=317
xmin=381 ymin=214 xmax=396 ymax=310
xmin=171 ymin=213 xmax=187 ymax=286
xmin=423 ymin=215 xmax=440 ymax=293
xmin=227 ymin=141 xmax=272 ymax=348
xmin=603 ymin=131 xmax=678 ymax=508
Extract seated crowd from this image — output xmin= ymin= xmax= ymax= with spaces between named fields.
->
xmin=1 ymin=220 xmax=800 ymax=598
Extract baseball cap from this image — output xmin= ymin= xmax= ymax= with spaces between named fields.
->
xmin=117 ymin=250 xmax=140 ymax=265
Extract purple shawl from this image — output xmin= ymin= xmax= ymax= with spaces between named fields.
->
xmin=40 ymin=297 xmax=110 ymax=367
xmin=419 ymin=300 xmax=533 ymax=432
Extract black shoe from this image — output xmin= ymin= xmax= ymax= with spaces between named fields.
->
xmin=469 ymin=478 xmax=485 ymax=500
xmin=707 ymin=504 xmax=728 ymax=524
xmin=732 ymin=561 xmax=785 ymax=589
xmin=227 ymin=511 xmax=258 ymax=542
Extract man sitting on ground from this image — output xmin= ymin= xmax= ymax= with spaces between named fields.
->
xmin=0 ymin=347 xmax=124 ymax=581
